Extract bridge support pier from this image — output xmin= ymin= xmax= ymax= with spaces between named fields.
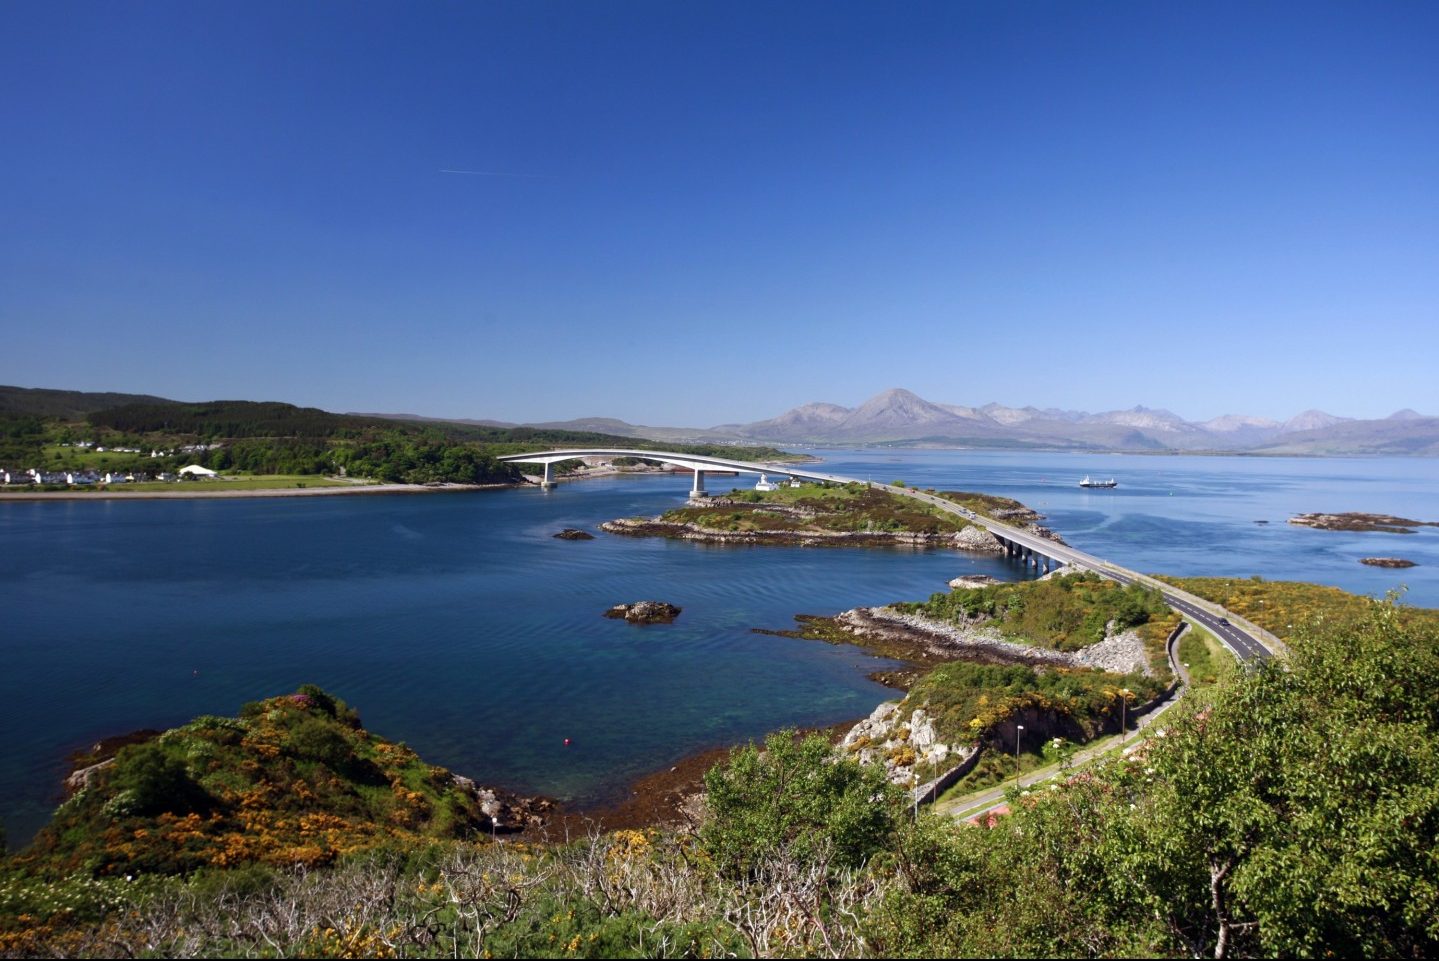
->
xmin=690 ymin=469 xmax=709 ymax=499
xmin=995 ymin=534 xmax=1058 ymax=575
xmin=540 ymin=462 xmax=555 ymax=491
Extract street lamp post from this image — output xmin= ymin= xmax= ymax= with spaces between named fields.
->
xmin=1014 ymin=724 xmax=1024 ymax=785
xmin=1119 ymin=688 xmax=1133 ymax=743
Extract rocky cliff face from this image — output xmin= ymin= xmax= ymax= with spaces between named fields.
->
xmin=840 ymin=701 xmax=974 ymax=787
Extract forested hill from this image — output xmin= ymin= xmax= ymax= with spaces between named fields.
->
xmin=0 ymin=390 xmax=796 ymax=485
xmin=0 ymin=385 xmax=175 ymax=419
xmin=84 ymin=399 xmax=792 ymax=457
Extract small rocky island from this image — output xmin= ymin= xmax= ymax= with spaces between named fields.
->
xmin=1289 ymin=512 xmax=1438 ymax=534
xmin=553 ymin=528 xmax=595 ymax=540
xmin=602 ymin=481 xmax=1060 ymax=551
xmin=604 ymin=600 xmax=682 ymax=624
xmin=1360 ymin=557 xmax=1418 ymax=568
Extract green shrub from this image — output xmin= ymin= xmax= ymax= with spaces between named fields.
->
xmin=107 ymin=743 xmax=207 ymax=817
xmin=484 ymin=893 xmax=741 ymax=959
xmin=701 ymin=730 xmax=900 ymax=876
xmin=286 ymin=717 xmax=355 ymax=771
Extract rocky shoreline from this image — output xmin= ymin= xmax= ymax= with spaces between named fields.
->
xmin=833 ymin=606 xmax=1153 ymax=677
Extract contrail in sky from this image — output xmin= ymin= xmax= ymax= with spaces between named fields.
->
xmin=439 ymin=168 xmax=543 ymax=178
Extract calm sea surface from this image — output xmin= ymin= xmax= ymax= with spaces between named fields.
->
xmin=3 ymin=450 xmax=1437 ymax=844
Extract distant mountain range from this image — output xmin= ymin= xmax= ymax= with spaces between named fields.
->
xmin=502 ymin=388 xmax=1439 ymax=456
xmin=5 ymin=384 xmax=1437 ymax=455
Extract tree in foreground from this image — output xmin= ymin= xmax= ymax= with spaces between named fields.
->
xmin=867 ymin=595 xmax=1439 ymax=958
xmin=701 ymin=729 xmax=901 ymax=877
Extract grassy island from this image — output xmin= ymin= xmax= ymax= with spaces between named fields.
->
xmin=603 ymin=481 xmax=1043 ymax=547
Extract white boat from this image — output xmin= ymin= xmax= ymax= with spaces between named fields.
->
xmin=1079 ymin=476 xmax=1118 ymax=489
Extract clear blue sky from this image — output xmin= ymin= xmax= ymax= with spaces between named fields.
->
xmin=2 ymin=1 xmax=1436 ymax=426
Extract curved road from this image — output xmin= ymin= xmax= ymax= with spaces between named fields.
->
xmin=891 ymin=485 xmax=1279 ymax=664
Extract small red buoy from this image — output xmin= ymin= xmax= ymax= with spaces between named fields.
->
xmin=563 ymin=738 xmax=571 ymax=746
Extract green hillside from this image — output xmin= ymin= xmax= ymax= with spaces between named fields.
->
xmin=0 ymin=389 xmax=795 ymax=485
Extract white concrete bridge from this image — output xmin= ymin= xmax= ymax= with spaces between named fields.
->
xmin=498 ymin=448 xmax=847 ymax=497
xmin=500 ymin=448 xmax=1282 ymax=664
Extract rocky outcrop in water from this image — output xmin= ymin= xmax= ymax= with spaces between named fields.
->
xmin=604 ymin=601 xmax=682 ymax=624
xmin=948 ymin=573 xmax=1000 ymax=589
xmin=1360 ymin=557 xmax=1418 ymax=568
xmin=554 ymin=528 xmax=595 ymax=540
xmin=1289 ymin=512 xmax=1437 ymax=534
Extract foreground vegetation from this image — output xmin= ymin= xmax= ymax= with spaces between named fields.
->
xmin=15 ymin=688 xmax=490 ymax=880
xmin=4 ymin=580 xmax=1436 ymax=958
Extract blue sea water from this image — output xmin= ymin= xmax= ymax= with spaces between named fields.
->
xmin=2 ymin=450 xmax=1436 ymax=845
xmin=817 ymin=449 xmax=1439 ymax=601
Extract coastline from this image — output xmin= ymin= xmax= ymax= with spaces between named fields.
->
xmin=0 ymin=463 xmax=752 ymax=501
xmin=0 ymin=481 xmax=515 ymax=501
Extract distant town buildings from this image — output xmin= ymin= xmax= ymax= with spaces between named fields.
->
xmin=0 ymin=465 xmax=215 ymax=488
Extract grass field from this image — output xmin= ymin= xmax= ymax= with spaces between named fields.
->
xmin=1176 ymin=619 xmax=1232 ymax=687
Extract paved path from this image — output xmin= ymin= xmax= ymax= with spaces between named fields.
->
xmin=933 ymin=682 xmax=1189 ymax=821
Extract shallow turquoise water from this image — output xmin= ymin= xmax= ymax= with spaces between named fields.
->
xmin=3 ymin=451 xmax=1435 ymax=846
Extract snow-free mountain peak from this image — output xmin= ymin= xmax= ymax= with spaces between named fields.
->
xmin=1281 ymin=409 xmax=1351 ymax=433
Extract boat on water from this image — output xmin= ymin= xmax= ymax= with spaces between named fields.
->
xmin=1079 ymin=476 xmax=1118 ymax=489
